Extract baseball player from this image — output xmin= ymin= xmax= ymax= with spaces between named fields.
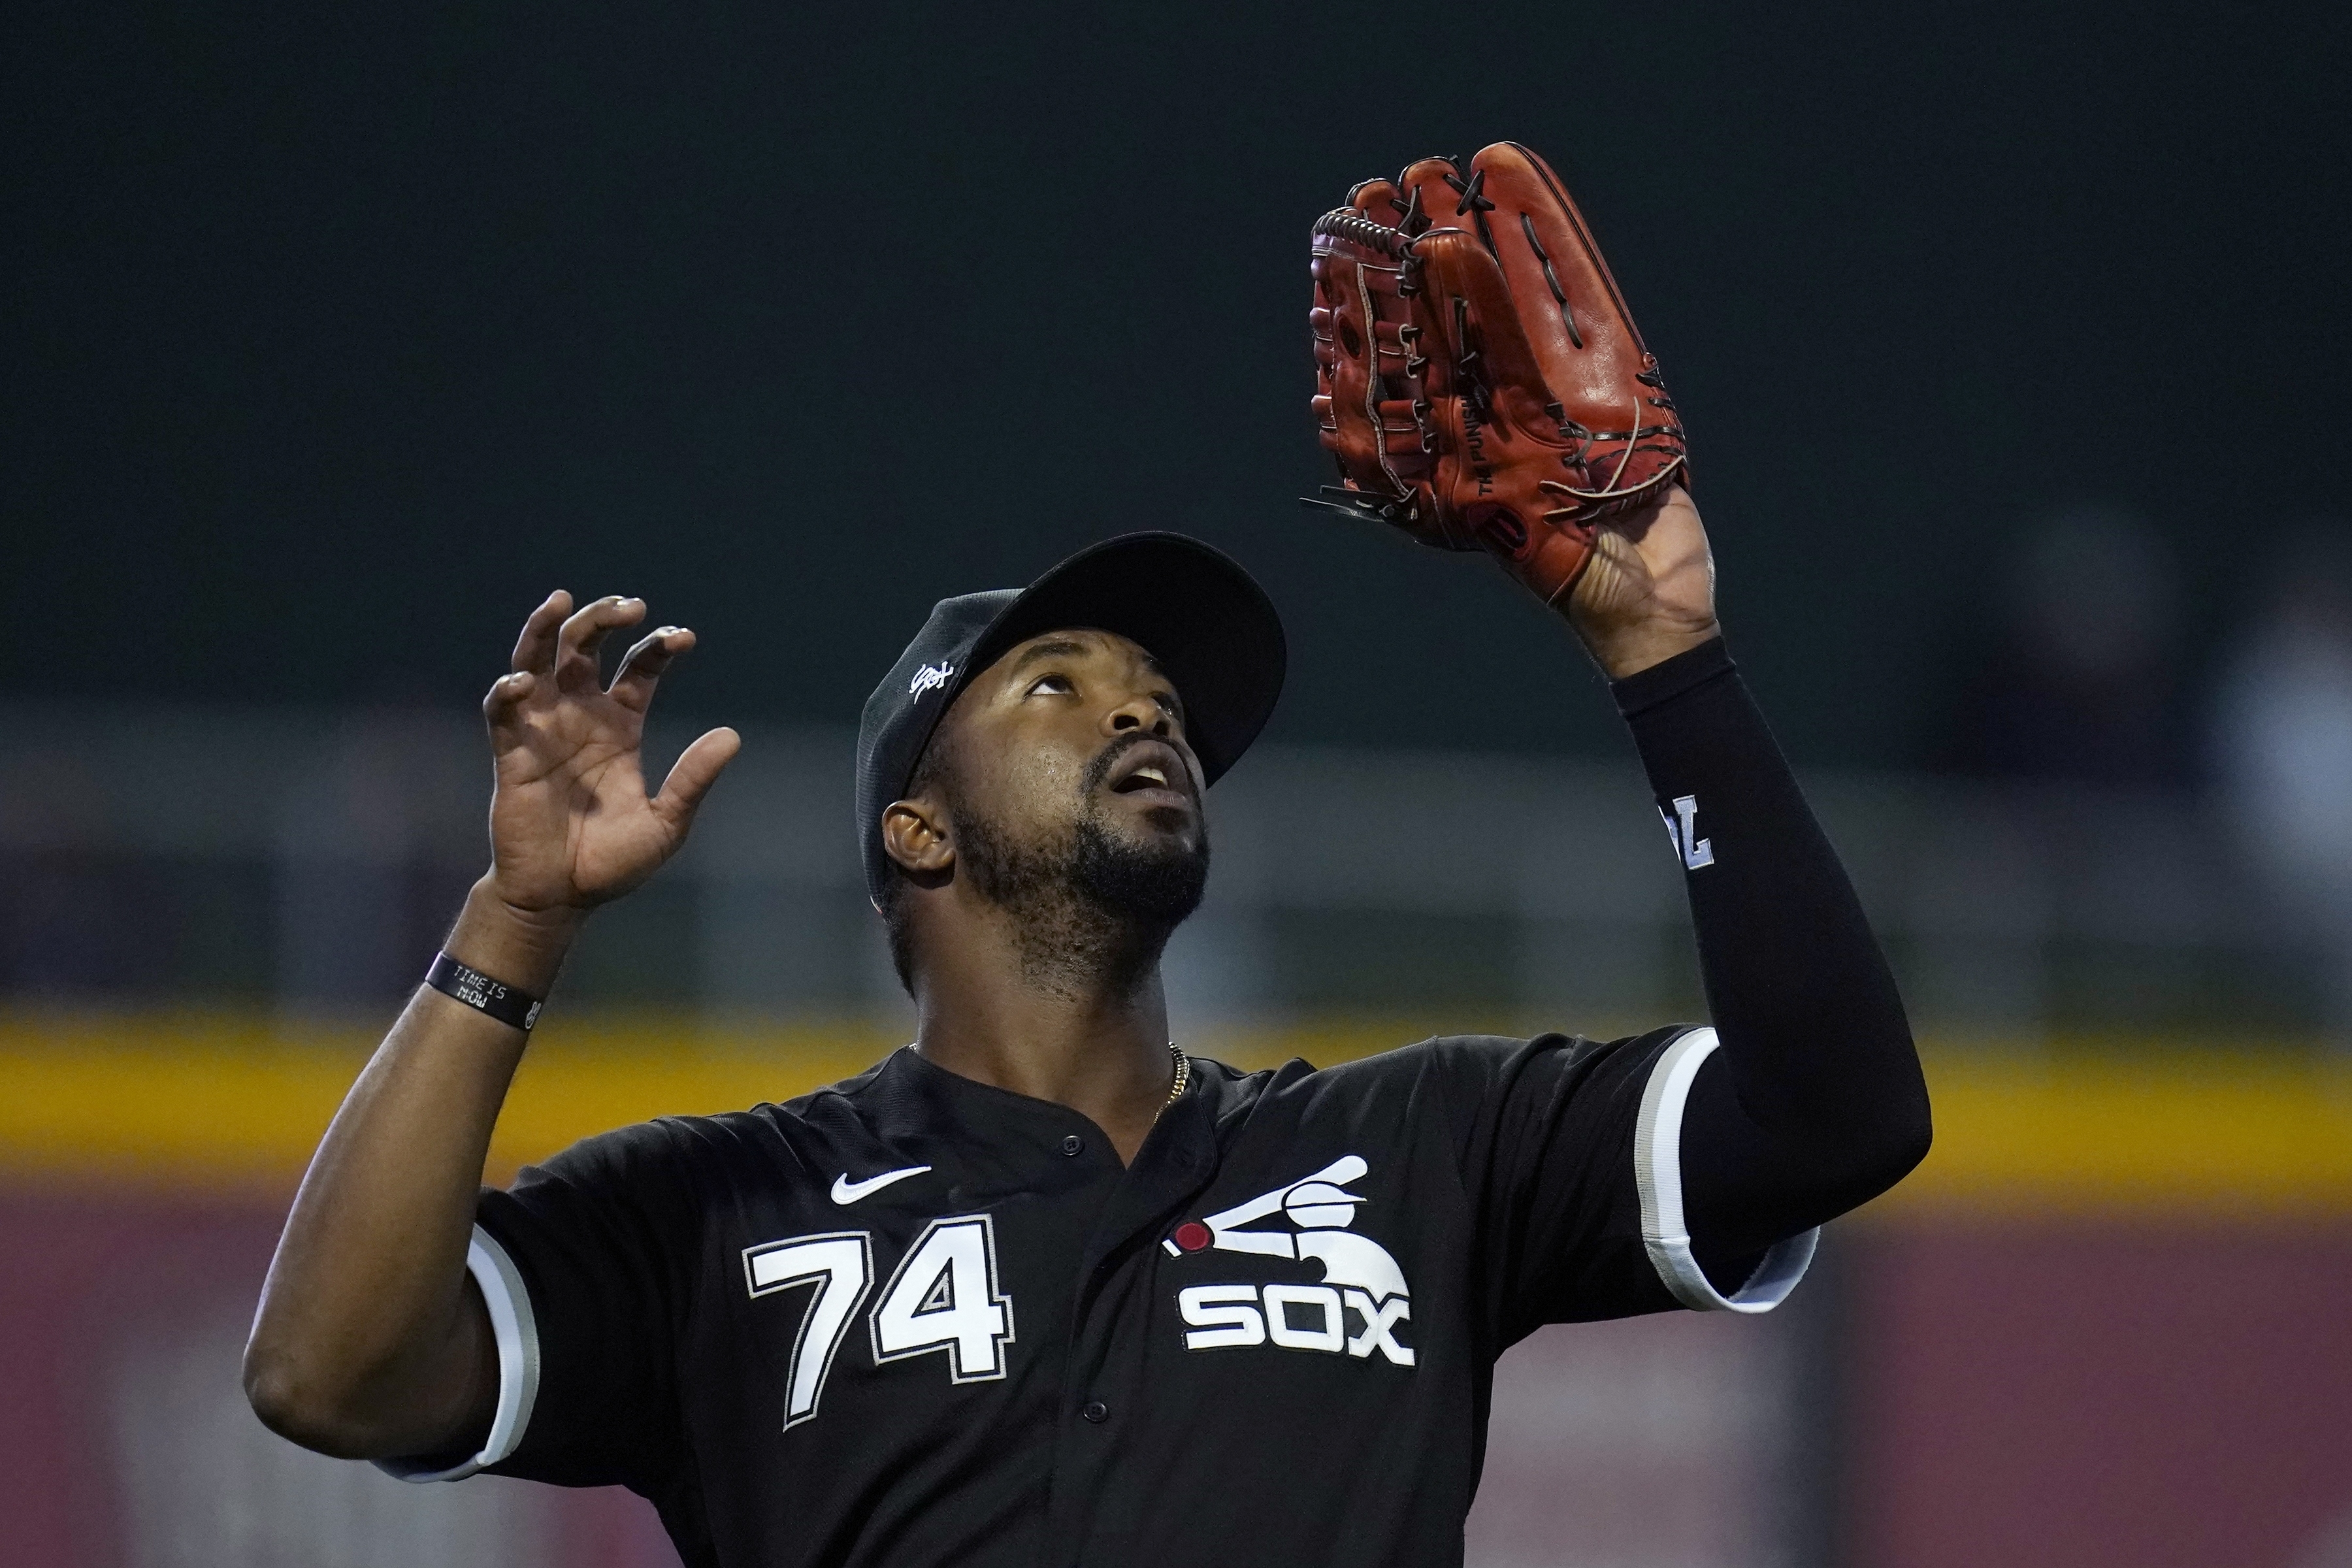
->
xmin=246 ymin=144 xmax=1930 ymax=1567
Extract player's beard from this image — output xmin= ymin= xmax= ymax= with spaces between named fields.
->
xmin=951 ymin=757 xmax=1209 ymax=997
xmin=1068 ymin=807 xmax=1211 ymax=928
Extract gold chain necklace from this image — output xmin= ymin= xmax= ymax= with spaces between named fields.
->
xmin=1164 ymin=1041 xmax=1190 ymax=1107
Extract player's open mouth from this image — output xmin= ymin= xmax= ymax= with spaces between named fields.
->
xmin=1103 ymin=740 xmax=1194 ymax=808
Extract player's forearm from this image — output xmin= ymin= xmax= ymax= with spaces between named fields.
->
xmin=244 ymin=880 xmax=576 ymax=1459
xmin=1610 ymin=638 xmax=1931 ymax=1250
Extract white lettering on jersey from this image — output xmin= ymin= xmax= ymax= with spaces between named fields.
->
xmin=870 ymin=1215 xmax=1015 ymax=1382
xmin=743 ymin=1232 xmax=874 ymax=1430
xmin=1660 ymin=794 xmax=1715 ymax=870
xmin=1169 ymin=1155 xmax=1414 ymax=1366
xmin=743 ymin=1211 xmax=1015 ymax=1429
xmin=1176 ymin=1283 xmax=1265 ymax=1348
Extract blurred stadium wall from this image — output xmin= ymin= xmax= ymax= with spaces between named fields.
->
xmin=5 ymin=707 xmax=2351 ymax=1568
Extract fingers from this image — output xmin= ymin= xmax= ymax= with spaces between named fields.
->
xmin=653 ymin=726 xmax=742 ymax=829
xmin=555 ymin=595 xmax=648 ymax=691
xmin=510 ymin=591 xmax=572 ymax=675
xmin=608 ymin=625 xmax=696 ymax=713
xmin=482 ymin=668 xmax=539 ymax=734
xmin=489 ymin=591 xmax=568 ymax=738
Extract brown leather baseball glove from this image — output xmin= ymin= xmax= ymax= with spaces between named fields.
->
xmin=1307 ymin=142 xmax=1688 ymax=606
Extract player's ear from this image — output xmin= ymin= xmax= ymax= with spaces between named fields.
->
xmin=880 ymin=798 xmax=955 ymax=879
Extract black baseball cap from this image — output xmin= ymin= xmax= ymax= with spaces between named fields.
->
xmin=855 ymin=532 xmax=1287 ymax=904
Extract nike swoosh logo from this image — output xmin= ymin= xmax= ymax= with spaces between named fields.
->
xmin=830 ymin=1165 xmax=933 ymax=1205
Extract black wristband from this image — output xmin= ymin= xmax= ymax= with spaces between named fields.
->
xmin=424 ymin=951 xmax=544 ymax=1032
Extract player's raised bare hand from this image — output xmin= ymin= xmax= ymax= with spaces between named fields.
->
xmin=1565 ymin=485 xmax=1721 ymax=679
xmin=479 ymin=591 xmax=741 ymax=924
xmin=246 ymin=591 xmax=740 ymax=1464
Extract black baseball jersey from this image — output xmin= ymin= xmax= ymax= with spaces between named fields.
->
xmin=385 ymin=1028 xmax=1815 ymax=1567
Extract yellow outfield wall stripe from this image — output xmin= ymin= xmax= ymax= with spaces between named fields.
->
xmin=2 ymin=1014 xmax=2349 ymax=1214
xmin=1880 ymin=1049 xmax=2352 ymax=1215
xmin=0 ymin=1013 xmax=902 ymax=1187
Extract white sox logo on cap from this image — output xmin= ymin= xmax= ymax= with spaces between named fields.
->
xmin=909 ymin=661 xmax=955 ymax=698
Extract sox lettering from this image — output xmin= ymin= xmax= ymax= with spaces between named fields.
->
xmin=1168 ymin=1155 xmax=1415 ymax=1367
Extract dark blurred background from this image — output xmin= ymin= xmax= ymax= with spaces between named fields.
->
xmin=7 ymin=1 xmax=2347 ymax=764
xmin=7 ymin=6 xmax=2352 ymax=1568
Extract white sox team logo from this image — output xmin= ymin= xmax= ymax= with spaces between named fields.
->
xmin=1164 ymin=1155 xmax=1414 ymax=1367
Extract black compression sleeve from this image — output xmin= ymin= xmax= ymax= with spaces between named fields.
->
xmin=1612 ymin=637 xmax=1931 ymax=1264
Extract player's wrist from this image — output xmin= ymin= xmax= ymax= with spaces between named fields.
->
xmin=1580 ymin=616 xmax=1723 ymax=681
xmin=444 ymin=875 xmax=583 ymax=999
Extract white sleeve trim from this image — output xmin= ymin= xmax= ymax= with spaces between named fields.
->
xmin=376 ymin=1226 xmax=542 ymax=1482
xmin=1631 ymin=1026 xmax=1819 ymax=1315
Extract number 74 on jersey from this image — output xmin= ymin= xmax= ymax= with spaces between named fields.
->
xmin=743 ymin=1216 xmax=1017 ymax=1430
